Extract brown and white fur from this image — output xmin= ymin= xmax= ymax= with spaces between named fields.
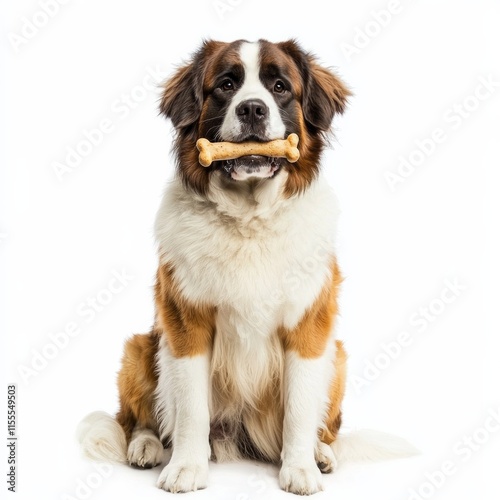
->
xmin=78 ymin=39 xmax=416 ymax=495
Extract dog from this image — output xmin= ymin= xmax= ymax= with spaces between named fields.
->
xmin=78 ymin=39 xmax=414 ymax=495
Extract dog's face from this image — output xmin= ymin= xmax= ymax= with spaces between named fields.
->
xmin=160 ymin=39 xmax=350 ymax=194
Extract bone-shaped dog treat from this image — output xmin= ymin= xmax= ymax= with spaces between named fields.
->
xmin=196 ymin=134 xmax=300 ymax=167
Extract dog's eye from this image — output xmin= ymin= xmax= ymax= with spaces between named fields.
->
xmin=274 ymin=81 xmax=286 ymax=94
xmin=221 ymin=80 xmax=234 ymax=91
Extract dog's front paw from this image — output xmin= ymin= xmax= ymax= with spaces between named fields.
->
xmin=156 ymin=461 xmax=208 ymax=493
xmin=279 ymin=462 xmax=323 ymax=495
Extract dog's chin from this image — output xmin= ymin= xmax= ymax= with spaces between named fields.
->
xmin=219 ymin=155 xmax=282 ymax=181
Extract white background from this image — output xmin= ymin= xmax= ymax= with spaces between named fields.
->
xmin=2 ymin=0 xmax=500 ymax=499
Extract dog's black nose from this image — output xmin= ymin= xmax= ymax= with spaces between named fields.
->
xmin=236 ymin=99 xmax=268 ymax=123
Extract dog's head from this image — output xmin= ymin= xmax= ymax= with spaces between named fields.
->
xmin=160 ymin=39 xmax=350 ymax=196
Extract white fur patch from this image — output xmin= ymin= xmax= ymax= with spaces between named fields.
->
xmin=331 ymin=429 xmax=419 ymax=464
xmin=220 ymin=41 xmax=286 ymax=142
xmin=154 ymin=337 xmax=211 ymax=492
xmin=155 ymin=173 xmax=339 ymax=325
xmin=76 ymin=411 xmax=127 ymax=463
xmin=279 ymin=342 xmax=336 ymax=494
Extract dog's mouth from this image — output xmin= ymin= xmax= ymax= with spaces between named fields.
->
xmin=221 ymin=155 xmax=282 ymax=181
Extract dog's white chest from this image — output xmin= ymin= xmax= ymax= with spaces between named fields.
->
xmin=155 ymin=174 xmax=339 ymax=332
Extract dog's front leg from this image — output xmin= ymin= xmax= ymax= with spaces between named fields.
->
xmin=279 ymin=267 xmax=340 ymax=495
xmin=279 ymin=347 xmax=334 ymax=495
xmin=156 ymin=350 xmax=211 ymax=493
xmin=154 ymin=266 xmax=215 ymax=493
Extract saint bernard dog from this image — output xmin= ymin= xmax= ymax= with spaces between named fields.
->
xmin=78 ymin=39 xmax=415 ymax=495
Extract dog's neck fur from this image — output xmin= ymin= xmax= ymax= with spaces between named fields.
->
xmin=199 ymin=169 xmax=291 ymax=235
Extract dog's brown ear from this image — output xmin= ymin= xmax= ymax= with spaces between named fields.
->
xmin=278 ymin=39 xmax=351 ymax=131
xmin=303 ymin=61 xmax=351 ymax=130
xmin=159 ymin=62 xmax=202 ymax=128
xmin=159 ymin=40 xmax=224 ymax=129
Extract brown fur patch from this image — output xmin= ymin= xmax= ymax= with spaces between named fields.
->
xmin=159 ymin=40 xmax=247 ymax=196
xmin=307 ymin=61 xmax=351 ymax=117
xmin=275 ymin=40 xmax=351 ymax=197
xmin=320 ymin=340 xmax=347 ymax=444
xmin=278 ymin=260 xmax=342 ymax=358
xmin=203 ymin=42 xmax=245 ymax=91
xmin=283 ymin=106 xmax=324 ymax=197
xmin=259 ymin=40 xmax=304 ymax=97
xmin=116 ymin=331 xmax=160 ymax=441
xmin=155 ymin=264 xmax=216 ymax=357
xmin=159 ymin=40 xmax=229 ymax=195
xmin=159 ymin=40 xmax=228 ymax=122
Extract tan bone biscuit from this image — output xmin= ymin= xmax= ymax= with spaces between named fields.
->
xmin=196 ymin=134 xmax=300 ymax=167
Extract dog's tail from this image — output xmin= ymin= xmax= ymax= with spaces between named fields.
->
xmin=331 ymin=429 xmax=419 ymax=465
xmin=77 ymin=411 xmax=127 ymax=463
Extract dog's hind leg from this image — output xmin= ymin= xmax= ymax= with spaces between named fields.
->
xmin=316 ymin=339 xmax=347 ymax=473
xmin=127 ymin=426 xmax=164 ymax=469
xmin=116 ymin=331 xmax=164 ymax=468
